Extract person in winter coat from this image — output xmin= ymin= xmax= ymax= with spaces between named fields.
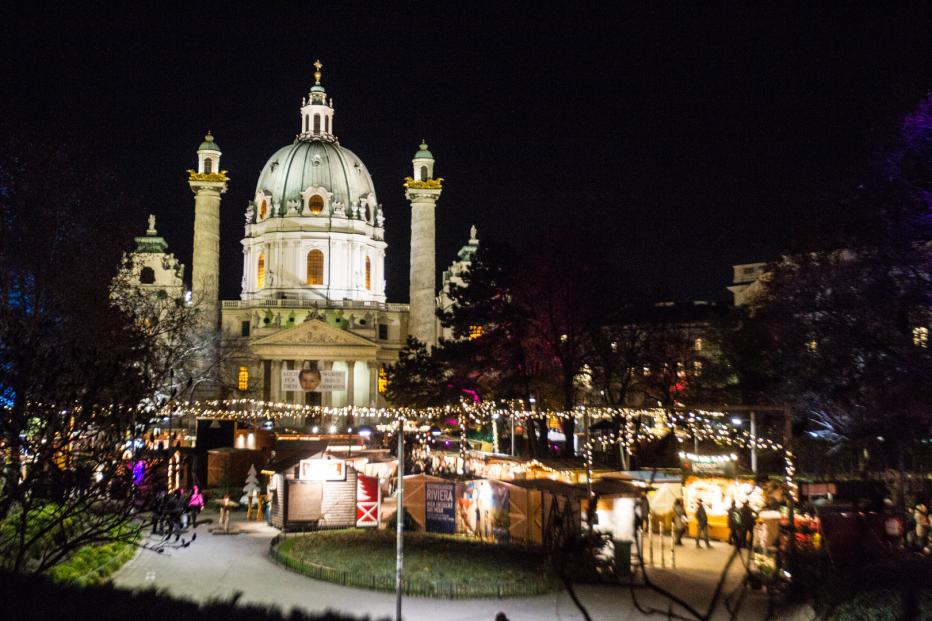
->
xmin=915 ymin=504 xmax=929 ymax=550
xmin=673 ymin=498 xmax=688 ymax=546
xmin=727 ymin=500 xmax=740 ymax=546
xmin=695 ymin=499 xmax=711 ymax=548
xmin=740 ymin=502 xmax=756 ymax=549
xmin=188 ymin=484 xmax=205 ymax=527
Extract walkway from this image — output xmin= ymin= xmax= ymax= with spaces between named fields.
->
xmin=114 ymin=511 xmax=780 ymax=620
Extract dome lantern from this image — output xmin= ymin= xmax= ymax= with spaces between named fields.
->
xmin=412 ymin=140 xmax=435 ymax=181
xmin=196 ymin=131 xmax=222 ymax=174
xmin=299 ymin=59 xmax=336 ymax=141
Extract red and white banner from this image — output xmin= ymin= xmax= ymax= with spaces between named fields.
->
xmin=356 ymin=474 xmax=380 ymax=528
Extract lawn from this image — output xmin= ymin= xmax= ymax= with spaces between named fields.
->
xmin=275 ymin=529 xmax=555 ymax=598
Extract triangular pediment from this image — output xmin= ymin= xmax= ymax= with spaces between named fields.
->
xmin=252 ymin=319 xmax=377 ymax=348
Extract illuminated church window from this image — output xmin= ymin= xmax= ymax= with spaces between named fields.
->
xmin=237 ymin=366 xmax=249 ymax=391
xmin=257 ymin=254 xmax=265 ymax=288
xmin=365 ymin=256 xmax=371 ymax=290
xmin=309 ymin=194 xmax=324 ymax=215
xmin=307 ymin=249 xmax=324 ymax=285
xmin=259 ymin=200 xmax=268 ymax=219
xmin=914 ymin=326 xmax=929 ymax=348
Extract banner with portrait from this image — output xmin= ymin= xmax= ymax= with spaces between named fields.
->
xmin=281 ymin=369 xmax=347 ymax=392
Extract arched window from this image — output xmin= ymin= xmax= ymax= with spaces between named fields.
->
xmin=139 ymin=266 xmax=156 ymax=284
xmin=204 ymin=158 xmax=213 ymax=174
xmin=325 ymin=116 xmax=330 ymax=134
xmin=308 ymin=194 xmax=324 ymax=215
xmin=313 ymin=114 xmax=321 ymax=134
xmin=257 ymin=254 xmax=265 ymax=288
xmin=364 ymin=204 xmax=371 ymax=222
xmin=259 ymin=200 xmax=268 ymax=220
xmin=365 ymin=256 xmax=372 ymax=290
xmin=420 ymin=165 xmax=428 ymax=181
xmin=306 ymin=249 xmax=324 ymax=285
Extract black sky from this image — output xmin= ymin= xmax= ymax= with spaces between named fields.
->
xmin=4 ymin=3 xmax=932 ymax=302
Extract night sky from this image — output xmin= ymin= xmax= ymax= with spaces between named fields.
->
xmin=4 ymin=3 xmax=932 ymax=302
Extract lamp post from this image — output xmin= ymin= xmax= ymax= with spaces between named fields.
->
xmin=395 ymin=416 xmax=405 ymax=621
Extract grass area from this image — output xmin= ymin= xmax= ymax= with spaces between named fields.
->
xmin=275 ymin=529 xmax=555 ymax=598
xmin=48 ymin=526 xmax=139 ymax=586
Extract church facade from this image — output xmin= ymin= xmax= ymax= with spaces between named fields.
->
xmin=165 ymin=62 xmax=469 ymax=409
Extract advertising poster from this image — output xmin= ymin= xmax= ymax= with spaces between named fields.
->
xmin=356 ymin=474 xmax=380 ymax=527
xmin=425 ymin=481 xmax=456 ymax=534
xmin=460 ymin=480 xmax=510 ymax=543
xmin=281 ymin=369 xmax=347 ymax=392
xmin=298 ymin=458 xmax=346 ymax=481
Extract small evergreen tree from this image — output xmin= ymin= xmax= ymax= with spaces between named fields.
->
xmin=240 ymin=464 xmax=261 ymax=505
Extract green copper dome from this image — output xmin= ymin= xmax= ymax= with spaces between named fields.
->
xmin=413 ymin=140 xmax=433 ymax=160
xmin=255 ymin=139 xmax=377 ymax=209
xmin=198 ymin=132 xmax=220 ymax=152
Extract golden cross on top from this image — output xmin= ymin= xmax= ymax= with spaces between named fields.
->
xmin=313 ymin=59 xmax=323 ymax=83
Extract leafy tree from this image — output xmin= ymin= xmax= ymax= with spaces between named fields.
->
xmin=0 ymin=131 xmax=198 ymax=574
xmin=384 ymin=336 xmax=454 ymax=408
xmin=438 ymin=240 xmax=552 ymax=456
xmin=732 ymin=95 xmax=932 ymax=472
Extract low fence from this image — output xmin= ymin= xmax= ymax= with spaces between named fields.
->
xmin=268 ymin=534 xmax=555 ymax=599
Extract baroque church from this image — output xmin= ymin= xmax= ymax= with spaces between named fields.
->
xmin=125 ymin=62 xmax=475 ymax=409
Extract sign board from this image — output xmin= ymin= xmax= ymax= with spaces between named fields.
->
xmin=282 ymin=369 xmax=347 ymax=392
xmin=298 ymin=458 xmax=346 ymax=481
xmin=425 ymin=481 xmax=456 ymax=534
xmin=356 ymin=474 xmax=381 ymax=528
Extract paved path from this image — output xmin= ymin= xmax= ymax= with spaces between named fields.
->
xmin=114 ymin=511 xmax=779 ymax=620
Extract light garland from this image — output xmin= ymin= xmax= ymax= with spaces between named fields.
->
xmin=2 ymin=399 xmax=784 ymax=452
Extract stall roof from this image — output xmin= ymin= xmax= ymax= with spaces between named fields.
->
xmin=266 ymin=440 xmax=329 ymax=473
xmin=508 ymin=478 xmax=588 ymax=499
xmin=591 ymin=478 xmax=649 ymax=497
xmin=602 ymin=470 xmax=682 ymax=484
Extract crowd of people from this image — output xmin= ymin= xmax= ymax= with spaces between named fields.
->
xmin=151 ymin=485 xmax=205 ymax=541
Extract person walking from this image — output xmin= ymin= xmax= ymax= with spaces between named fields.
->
xmin=915 ymin=504 xmax=929 ymax=551
xmin=673 ymin=498 xmax=687 ymax=546
xmin=695 ymin=499 xmax=711 ymax=548
xmin=740 ymin=501 xmax=756 ymax=549
xmin=187 ymin=484 xmax=205 ymax=527
xmin=727 ymin=500 xmax=740 ymax=547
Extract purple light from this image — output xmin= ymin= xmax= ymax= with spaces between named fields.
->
xmin=132 ymin=460 xmax=146 ymax=486
xmin=461 ymin=388 xmax=480 ymax=404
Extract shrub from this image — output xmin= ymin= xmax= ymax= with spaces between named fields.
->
xmin=386 ymin=509 xmax=417 ymax=532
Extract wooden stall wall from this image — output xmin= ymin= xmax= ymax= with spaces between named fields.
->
xmin=319 ymin=467 xmax=357 ymax=527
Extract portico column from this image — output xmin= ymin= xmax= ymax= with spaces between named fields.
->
xmin=346 ymin=360 xmax=356 ymax=407
xmin=270 ymin=360 xmax=282 ymax=402
xmin=368 ymin=361 xmax=379 ymax=407
xmin=321 ymin=360 xmax=333 ymax=407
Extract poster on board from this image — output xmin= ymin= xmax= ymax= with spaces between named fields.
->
xmin=282 ymin=369 xmax=346 ymax=392
xmin=425 ymin=481 xmax=456 ymax=534
xmin=299 ymin=458 xmax=346 ymax=481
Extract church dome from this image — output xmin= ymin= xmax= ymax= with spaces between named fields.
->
xmin=255 ymin=139 xmax=376 ymax=208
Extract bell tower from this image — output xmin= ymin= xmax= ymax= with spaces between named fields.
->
xmin=188 ymin=132 xmax=229 ymax=328
xmin=404 ymin=141 xmax=442 ymax=347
